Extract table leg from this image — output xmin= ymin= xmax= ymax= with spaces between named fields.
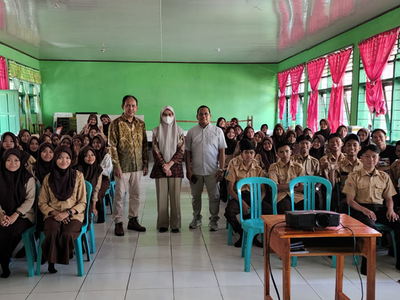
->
xmin=282 ymin=242 xmax=291 ymax=300
xmin=366 ymin=237 xmax=376 ymax=300
xmin=334 ymin=255 xmax=351 ymax=300
xmin=264 ymin=224 xmax=272 ymax=299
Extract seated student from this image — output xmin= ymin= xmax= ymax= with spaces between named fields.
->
xmin=39 ymin=134 xmax=52 ymax=145
xmin=258 ymin=137 xmax=277 ymax=173
xmin=225 ymin=139 xmax=272 ymax=247
xmin=80 ymin=114 xmax=98 ymax=135
xmin=216 ymin=117 xmax=226 ymax=133
xmin=75 ymin=146 xmax=102 ymax=227
xmin=271 ymin=124 xmax=285 ymax=146
xmin=38 ymin=146 xmax=87 ymax=274
xmin=336 ymin=125 xmax=348 ymax=140
xmin=389 ymin=141 xmax=400 ymax=212
xmin=269 ymin=140 xmax=305 ymax=213
xmin=18 ymin=129 xmax=31 ymax=151
xmin=285 ymin=129 xmax=298 ymax=155
xmin=303 ymin=127 xmax=313 ymax=139
xmin=310 ymin=134 xmax=325 ymax=160
xmin=230 ymin=117 xmax=239 ymax=127
xmin=89 ymin=126 xmax=101 ymax=140
xmin=82 ymin=134 xmax=91 ymax=147
xmin=65 ymin=129 xmax=77 ymax=137
xmin=44 ymin=126 xmax=54 ymax=135
xmin=91 ymin=134 xmax=112 ymax=223
xmin=0 ymin=149 xmax=35 ymax=278
xmin=295 ymin=125 xmax=303 ymax=138
xmin=357 ymin=128 xmax=371 ymax=148
xmin=27 ymin=136 xmax=40 ymax=160
xmin=343 ymin=144 xmax=400 ymax=273
xmin=372 ymin=129 xmax=397 ymax=173
xmin=254 ymin=131 xmax=264 ymax=153
xmin=291 ymin=134 xmax=320 ymax=176
xmin=336 ymin=134 xmax=364 ymax=212
xmin=314 ymin=119 xmax=331 ymax=141
xmin=51 ymin=133 xmax=60 ymax=148
xmin=260 ymin=124 xmax=269 ymax=136
xmin=99 ymin=114 xmax=112 ymax=142
xmin=33 ymin=143 xmax=55 ymax=186
xmin=59 ymin=135 xmax=73 ymax=151
xmin=72 ymin=134 xmax=84 ymax=167
xmin=234 ymin=125 xmax=243 ymax=141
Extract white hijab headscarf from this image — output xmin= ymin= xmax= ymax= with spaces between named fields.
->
xmin=152 ymin=106 xmax=183 ymax=162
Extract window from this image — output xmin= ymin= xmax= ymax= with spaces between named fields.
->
xmin=282 ymin=70 xmax=305 ymax=130
xmin=357 ymin=37 xmax=399 ymax=141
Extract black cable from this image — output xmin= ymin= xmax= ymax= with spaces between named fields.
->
xmin=266 ymin=220 xmax=286 ymax=300
xmin=340 ymin=223 xmax=364 ymax=300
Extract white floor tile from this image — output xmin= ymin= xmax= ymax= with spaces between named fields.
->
xmin=134 ymin=246 xmax=171 ymax=259
xmin=175 ymin=287 xmax=223 ymax=300
xmin=126 ymin=289 xmax=173 ymax=300
xmin=128 ymin=271 xmax=173 ymax=289
xmin=89 ymin=258 xmax=133 ymax=273
xmin=76 ymin=290 xmax=127 ymax=300
xmin=215 ymin=270 xmax=263 ymax=286
xmin=27 ymin=292 xmax=78 ymax=300
xmin=173 ymin=271 xmax=218 ymax=288
xmin=172 ymin=256 xmax=213 ymax=271
xmin=81 ymin=273 xmax=130 ymax=291
xmin=132 ymin=257 xmax=172 ymax=272
xmin=220 ymin=285 xmax=265 ymax=300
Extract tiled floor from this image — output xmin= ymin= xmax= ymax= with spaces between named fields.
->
xmin=2 ymin=171 xmax=400 ymax=299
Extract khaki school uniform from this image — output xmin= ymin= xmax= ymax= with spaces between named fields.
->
xmin=319 ymin=152 xmax=346 ymax=186
xmin=390 ymin=160 xmax=400 ymax=188
xmin=291 ymin=154 xmax=320 ymax=176
xmin=338 ymin=157 xmax=363 ymax=191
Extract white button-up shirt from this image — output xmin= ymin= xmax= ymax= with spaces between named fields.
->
xmin=185 ymin=124 xmax=226 ymax=176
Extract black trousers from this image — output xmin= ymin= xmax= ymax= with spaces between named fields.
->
xmin=0 ymin=218 xmax=33 ymax=260
xmin=277 ymin=195 xmax=304 ymax=214
xmin=224 ymin=191 xmax=273 ymax=234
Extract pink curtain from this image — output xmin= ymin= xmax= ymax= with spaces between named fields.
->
xmin=0 ymin=56 xmax=9 ymax=90
xmin=327 ymin=48 xmax=352 ymax=132
xmin=358 ymin=27 xmax=400 ymax=116
xmin=289 ymin=64 xmax=304 ymax=121
xmin=278 ymin=0 xmax=290 ymax=50
xmin=306 ymin=57 xmax=326 ymax=133
xmin=290 ymin=0 xmax=306 ymax=44
xmin=278 ymin=70 xmax=290 ymax=120
xmin=308 ymin=0 xmax=329 ymax=35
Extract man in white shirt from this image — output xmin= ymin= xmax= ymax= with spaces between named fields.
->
xmin=185 ymin=105 xmax=227 ymax=231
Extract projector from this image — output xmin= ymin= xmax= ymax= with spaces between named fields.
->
xmin=285 ymin=210 xmax=340 ymax=229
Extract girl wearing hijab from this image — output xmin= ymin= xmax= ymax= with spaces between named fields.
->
xmin=336 ymin=125 xmax=348 ymax=140
xmin=259 ymin=137 xmax=277 ymax=172
xmin=18 ymin=129 xmax=31 ymax=151
xmin=44 ymin=126 xmax=54 ymax=135
xmin=272 ymin=124 xmax=285 ymax=146
xmin=82 ymin=134 xmax=91 ymax=147
xmin=27 ymin=136 xmax=40 ymax=160
xmin=216 ymin=117 xmax=226 ymax=133
xmin=75 ymin=146 xmax=103 ymax=226
xmin=303 ymin=127 xmax=313 ymax=139
xmin=286 ymin=129 xmax=299 ymax=156
xmin=80 ymin=114 xmax=98 ymax=135
xmin=91 ymin=134 xmax=112 ymax=223
xmin=59 ymin=135 xmax=73 ymax=151
xmin=33 ymin=143 xmax=54 ymax=185
xmin=314 ymin=119 xmax=331 ymax=141
xmin=150 ymin=106 xmax=184 ymax=233
xmin=310 ymin=135 xmax=326 ymax=160
xmin=51 ymin=133 xmax=60 ymax=148
xmin=295 ymin=125 xmax=303 ymax=138
xmin=99 ymin=114 xmax=112 ymax=141
xmin=38 ymin=146 xmax=87 ymax=274
xmin=72 ymin=134 xmax=84 ymax=167
xmin=0 ymin=149 xmax=35 ymax=278
xmin=357 ymin=128 xmax=371 ymax=147
xmin=224 ymin=127 xmax=237 ymax=167
xmin=39 ymin=133 xmax=52 ymax=145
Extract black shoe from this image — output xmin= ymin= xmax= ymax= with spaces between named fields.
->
xmin=159 ymin=227 xmax=168 ymax=233
xmin=114 ymin=222 xmax=125 ymax=236
xmin=234 ymin=236 xmax=243 ymax=248
xmin=128 ymin=217 xmax=146 ymax=232
xmin=171 ymin=228 xmax=180 ymax=233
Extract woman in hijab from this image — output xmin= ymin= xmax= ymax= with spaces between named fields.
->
xmin=27 ymin=136 xmax=40 ymax=160
xmin=224 ymin=126 xmax=237 ymax=167
xmin=99 ymin=114 xmax=112 ymax=141
xmin=285 ymin=129 xmax=298 ymax=155
xmin=91 ymin=134 xmax=112 ymax=223
xmin=310 ymin=135 xmax=326 ymax=160
xmin=303 ymin=127 xmax=313 ymax=139
xmin=216 ymin=117 xmax=226 ymax=133
xmin=33 ymin=143 xmax=54 ymax=185
xmin=295 ymin=125 xmax=303 ymax=138
xmin=259 ymin=137 xmax=277 ymax=172
xmin=44 ymin=126 xmax=53 ymax=135
xmin=314 ymin=119 xmax=331 ymax=141
xmin=0 ymin=149 xmax=35 ymax=278
xmin=59 ymin=135 xmax=73 ymax=151
xmin=1 ymin=132 xmax=35 ymax=175
xmin=51 ymin=133 xmax=60 ymax=148
xmin=80 ymin=114 xmax=98 ymax=135
xmin=72 ymin=134 xmax=84 ymax=167
xmin=150 ymin=106 xmax=184 ymax=233
xmin=39 ymin=134 xmax=52 ymax=145
xmin=272 ymin=124 xmax=285 ymax=146
xmin=82 ymin=134 xmax=91 ymax=147
xmin=75 ymin=146 xmax=103 ymax=226
xmin=357 ymin=128 xmax=371 ymax=147
xmin=18 ymin=129 xmax=31 ymax=152
xmin=38 ymin=146 xmax=87 ymax=274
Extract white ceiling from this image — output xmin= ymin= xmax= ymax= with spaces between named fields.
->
xmin=0 ymin=0 xmax=399 ymax=63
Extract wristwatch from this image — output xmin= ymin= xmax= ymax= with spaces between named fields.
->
xmin=16 ymin=210 xmax=23 ymax=217
xmin=218 ymin=169 xmax=225 ymax=173
xmin=67 ymin=209 xmax=73 ymax=218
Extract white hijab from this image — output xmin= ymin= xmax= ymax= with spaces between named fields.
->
xmin=152 ymin=106 xmax=183 ymax=162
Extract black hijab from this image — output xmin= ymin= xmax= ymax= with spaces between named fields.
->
xmin=0 ymin=148 xmax=33 ymax=215
xmin=258 ymin=137 xmax=277 ymax=171
xmin=357 ymin=128 xmax=371 ymax=147
xmin=91 ymin=134 xmax=108 ymax=163
xmin=310 ymin=134 xmax=325 ymax=160
xmin=51 ymin=133 xmax=61 ymax=148
xmin=75 ymin=146 xmax=102 ymax=193
xmin=33 ymin=143 xmax=54 ymax=184
xmin=100 ymin=114 xmax=111 ymax=138
xmin=1 ymin=132 xmax=18 ymax=158
xmin=17 ymin=129 xmax=30 ymax=151
xmin=272 ymin=124 xmax=286 ymax=146
xmin=224 ymin=127 xmax=237 ymax=155
xmin=38 ymin=133 xmax=51 ymax=145
xmin=48 ymin=146 xmax=76 ymax=201
xmin=27 ymin=136 xmax=40 ymax=160
xmin=314 ymin=119 xmax=331 ymax=141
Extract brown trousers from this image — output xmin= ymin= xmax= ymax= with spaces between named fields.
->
xmin=0 ymin=218 xmax=33 ymax=259
xmin=42 ymin=218 xmax=82 ymax=265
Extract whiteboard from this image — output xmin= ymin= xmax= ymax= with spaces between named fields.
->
xmin=75 ymin=113 xmax=144 ymax=134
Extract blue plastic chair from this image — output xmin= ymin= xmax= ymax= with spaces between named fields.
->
xmin=21 ymin=183 xmax=40 ymax=277
xmin=224 ymin=170 xmax=234 ymax=246
xmin=107 ymin=170 xmax=115 ymax=213
xmin=237 ymin=177 xmax=277 ymax=272
xmin=36 ymin=181 xmax=93 ymax=276
xmin=289 ymin=176 xmax=332 ymax=268
xmin=88 ymin=212 xmax=96 ymax=254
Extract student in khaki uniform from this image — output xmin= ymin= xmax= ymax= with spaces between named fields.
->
xmin=225 ymin=140 xmax=272 ymax=247
xmin=269 ymin=140 xmax=305 ymax=214
xmin=337 ymin=134 xmax=364 ymax=212
xmin=389 ymin=140 xmax=400 ymax=213
xmin=343 ymin=144 xmax=400 ymax=273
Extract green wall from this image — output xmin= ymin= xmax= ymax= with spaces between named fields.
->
xmin=0 ymin=44 xmax=39 ymax=69
xmin=40 ymin=62 xmax=277 ymax=131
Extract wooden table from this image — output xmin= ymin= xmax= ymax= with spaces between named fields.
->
xmin=262 ymin=214 xmax=381 ymax=300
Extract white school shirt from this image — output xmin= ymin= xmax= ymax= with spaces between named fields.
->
xmin=185 ymin=123 xmax=227 ymax=176
xmin=100 ymin=153 xmax=113 ymax=177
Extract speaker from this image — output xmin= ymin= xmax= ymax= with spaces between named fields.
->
xmin=285 ymin=210 xmax=340 ymax=229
